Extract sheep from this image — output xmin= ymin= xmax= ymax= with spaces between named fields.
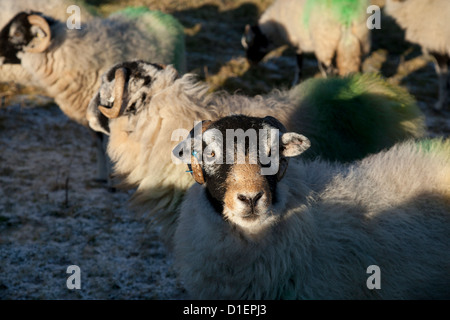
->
xmin=0 ymin=0 xmax=95 ymax=88
xmin=384 ymin=0 xmax=450 ymax=111
xmin=0 ymin=7 xmax=186 ymax=183
xmin=241 ymin=0 xmax=371 ymax=84
xmin=87 ymin=60 xmax=426 ymax=248
xmin=173 ymin=114 xmax=450 ymax=299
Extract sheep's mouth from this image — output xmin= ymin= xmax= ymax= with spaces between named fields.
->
xmin=241 ymin=213 xmax=260 ymax=221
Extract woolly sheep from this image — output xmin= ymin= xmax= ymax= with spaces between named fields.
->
xmin=0 ymin=7 xmax=186 ymax=183
xmin=173 ymin=114 xmax=450 ymax=299
xmin=242 ymin=0 xmax=371 ymax=84
xmin=0 ymin=0 xmax=95 ymax=87
xmin=87 ymin=60 xmax=425 ymax=248
xmin=384 ymin=0 xmax=450 ymax=111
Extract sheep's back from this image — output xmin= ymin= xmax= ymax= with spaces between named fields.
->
xmin=385 ymin=0 xmax=450 ymax=56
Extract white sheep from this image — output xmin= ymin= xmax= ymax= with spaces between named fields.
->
xmin=0 ymin=0 xmax=95 ymax=87
xmin=173 ymin=114 xmax=450 ymax=299
xmin=87 ymin=60 xmax=425 ymax=248
xmin=242 ymin=0 xmax=371 ymax=84
xmin=384 ymin=0 xmax=450 ymax=111
xmin=0 ymin=7 xmax=186 ymax=183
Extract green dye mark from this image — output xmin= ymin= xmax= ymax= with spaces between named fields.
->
xmin=303 ymin=0 xmax=367 ymax=28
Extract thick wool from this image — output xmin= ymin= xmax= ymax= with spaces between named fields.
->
xmin=108 ymin=7 xmax=186 ymax=73
xmin=257 ymin=0 xmax=370 ymax=75
xmin=384 ymin=0 xmax=450 ymax=56
xmin=88 ymin=62 xmax=426 ymax=248
xmin=303 ymin=0 xmax=367 ymax=27
xmin=175 ymin=138 xmax=450 ymax=299
xmin=286 ymin=73 xmax=426 ymax=162
xmin=7 ymin=7 xmax=186 ymax=126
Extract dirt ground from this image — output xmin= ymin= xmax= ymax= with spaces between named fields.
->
xmin=0 ymin=0 xmax=449 ymax=299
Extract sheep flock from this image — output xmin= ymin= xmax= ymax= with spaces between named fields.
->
xmin=0 ymin=0 xmax=449 ymax=301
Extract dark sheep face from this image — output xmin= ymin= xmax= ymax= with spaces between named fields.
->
xmin=0 ymin=11 xmax=50 ymax=64
xmin=0 ymin=12 xmax=34 ymax=64
xmin=241 ymin=25 xmax=270 ymax=65
xmin=173 ymin=115 xmax=311 ymax=230
xmin=86 ymin=60 xmax=167 ymax=135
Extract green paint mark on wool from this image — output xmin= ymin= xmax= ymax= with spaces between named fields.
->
xmin=303 ymin=0 xmax=367 ymax=28
xmin=291 ymin=73 xmax=426 ymax=162
xmin=113 ymin=7 xmax=186 ymax=71
xmin=416 ymin=138 xmax=450 ymax=158
xmin=115 ymin=6 xmax=184 ymax=37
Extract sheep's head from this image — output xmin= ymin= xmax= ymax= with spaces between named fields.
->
xmin=0 ymin=11 xmax=52 ymax=65
xmin=173 ymin=115 xmax=310 ymax=231
xmin=241 ymin=24 xmax=270 ymax=65
xmin=87 ymin=60 xmax=176 ymax=135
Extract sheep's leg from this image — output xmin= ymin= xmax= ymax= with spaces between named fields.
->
xmin=431 ymin=52 xmax=449 ymax=111
xmin=90 ymin=129 xmax=115 ymax=191
xmin=318 ymin=61 xmax=334 ymax=78
xmin=292 ymin=52 xmax=303 ymax=86
xmin=318 ymin=61 xmax=328 ymax=78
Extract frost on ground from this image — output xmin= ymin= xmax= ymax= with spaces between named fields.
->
xmin=1 ymin=0 xmax=449 ymax=300
xmin=0 ymin=98 xmax=187 ymax=299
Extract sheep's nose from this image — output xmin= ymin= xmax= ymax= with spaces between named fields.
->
xmin=237 ymin=191 xmax=264 ymax=208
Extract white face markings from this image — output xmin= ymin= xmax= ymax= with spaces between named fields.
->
xmin=172 ymin=115 xmax=311 ymax=233
xmin=202 ymin=128 xmax=223 ymax=175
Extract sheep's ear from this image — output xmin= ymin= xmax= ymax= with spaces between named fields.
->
xmin=280 ymin=133 xmax=310 ymax=157
xmin=26 ymin=14 xmax=51 ymax=53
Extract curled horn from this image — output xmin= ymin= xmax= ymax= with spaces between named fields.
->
xmin=189 ymin=120 xmax=213 ymax=185
xmin=99 ymin=68 xmax=128 ymax=119
xmin=26 ymin=14 xmax=51 ymax=53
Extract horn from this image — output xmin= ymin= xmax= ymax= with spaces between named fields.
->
xmin=99 ymin=68 xmax=128 ymax=119
xmin=188 ymin=120 xmax=213 ymax=185
xmin=26 ymin=15 xmax=51 ymax=53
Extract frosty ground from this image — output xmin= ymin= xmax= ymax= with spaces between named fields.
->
xmin=0 ymin=0 xmax=449 ymax=299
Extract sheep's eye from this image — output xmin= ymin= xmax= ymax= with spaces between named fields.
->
xmin=205 ymin=150 xmax=216 ymax=162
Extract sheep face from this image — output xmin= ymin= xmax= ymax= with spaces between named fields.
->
xmin=174 ymin=115 xmax=310 ymax=232
xmin=87 ymin=60 xmax=169 ymax=135
xmin=0 ymin=11 xmax=52 ymax=65
xmin=241 ymin=24 xmax=270 ymax=65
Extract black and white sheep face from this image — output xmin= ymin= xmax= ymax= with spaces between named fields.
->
xmin=173 ymin=115 xmax=310 ymax=231
xmin=241 ymin=24 xmax=270 ymax=65
xmin=86 ymin=60 xmax=168 ymax=135
xmin=0 ymin=11 xmax=52 ymax=65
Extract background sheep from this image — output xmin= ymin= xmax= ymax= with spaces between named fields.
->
xmin=0 ymin=7 xmax=186 ymax=183
xmin=87 ymin=60 xmax=425 ymax=248
xmin=242 ymin=0 xmax=371 ymax=84
xmin=0 ymin=0 xmax=96 ymax=88
xmin=173 ymin=114 xmax=450 ymax=299
xmin=384 ymin=0 xmax=450 ymax=111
